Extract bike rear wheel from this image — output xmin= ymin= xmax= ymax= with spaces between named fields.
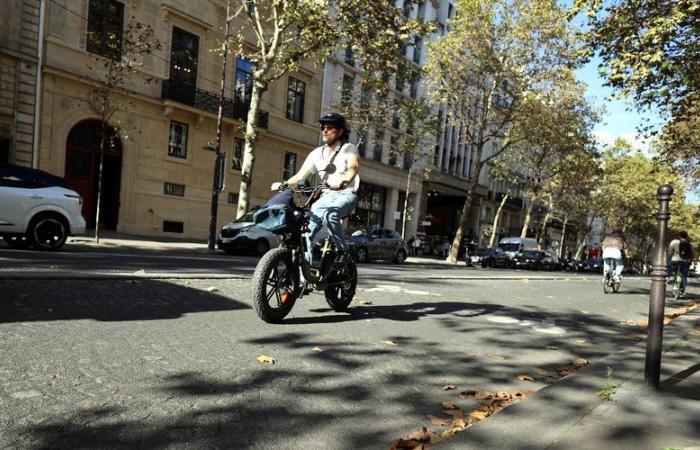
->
xmin=612 ymin=278 xmax=620 ymax=293
xmin=252 ymin=247 xmax=298 ymax=323
xmin=603 ymin=272 xmax=611 ymax=294
xmin=324 ymin=260 xmax=357 ymax=312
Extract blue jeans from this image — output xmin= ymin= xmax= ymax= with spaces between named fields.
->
xmin=305 ymin=191 xmax=358 ymax=264
xmin=603 ymin=257 xmax=623 ymax=278
xmin=667 ymin=260 xmax=689 ymax=292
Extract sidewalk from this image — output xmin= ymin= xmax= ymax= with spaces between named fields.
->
xmin=443 ymin=309 xmax=700 ymax=449
xmin=67 ymin=231 xmax=210 ymax=254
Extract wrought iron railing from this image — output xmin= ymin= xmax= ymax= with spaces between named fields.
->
xmin=161 ymin=80 xmax=268 ymax=129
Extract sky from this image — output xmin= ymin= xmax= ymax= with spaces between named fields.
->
xmin=574 ymin=59 xmax=699 ymax=203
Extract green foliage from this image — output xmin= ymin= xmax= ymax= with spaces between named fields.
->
xmin=597 ymin=367 xmax=617 ymax=401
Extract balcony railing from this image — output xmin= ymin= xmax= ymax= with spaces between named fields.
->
xmin=161 ymin=80 xmax=268 ymax=129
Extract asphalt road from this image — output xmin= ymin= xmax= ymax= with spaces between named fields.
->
xmin=3 ymin=248 xmax=694 ymax=449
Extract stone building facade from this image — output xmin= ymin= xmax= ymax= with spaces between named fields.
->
xmin=0 ymin=0 xmax=41 ymax=166
xmin=37 ymin=0 xmax=323 ymax=237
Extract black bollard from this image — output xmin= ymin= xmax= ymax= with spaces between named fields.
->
xmin=644 ymin=184 xmax=673 ymax=388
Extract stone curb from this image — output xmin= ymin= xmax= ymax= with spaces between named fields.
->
xmin=441 ymin=310 xmax=700 ymax=449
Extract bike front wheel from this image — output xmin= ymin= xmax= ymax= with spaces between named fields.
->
xmin=252 ymin=247 xmax=299 ymax=323
xmin=324 ymin=260 xmax=357 ymax=312
xmin=603 ymin=273 xmax=611 ymax=294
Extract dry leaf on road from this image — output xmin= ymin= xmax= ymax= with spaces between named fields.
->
xmin=516 ymin=374 xmax=535 ymax=382
xmin=575 ymin=338 xmax=587 ymax=344
xmin=442 ymin=400 xmax=458 ymax=410
xmin=206 ymin=286 xmax=219 ymax=292
xmin=443 ymin=408 xmax=464 ymax=419
xmin=256 ymin=355 xmax=276 ymax=364
xmin=484 ymin=354 xmax=505 ymax=360
xmin=427 ymin=415 xmax=448 ymax=426
xmin=311 ymin=347 xmax=323 ymax=352
xmin=443 ymin=384 xmax=457 ymax=391
xmin=469 ymin=411 xmax=488 ymax=420
xmin=383 ymin=340 xmax=397 ymax=346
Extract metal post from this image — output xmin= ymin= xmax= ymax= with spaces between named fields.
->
xmin=644 ymin=184 xmax=673 ymax=388
xmin=207 ymin=0 xmax=232 ymax=250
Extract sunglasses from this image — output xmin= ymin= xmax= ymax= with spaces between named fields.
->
xmin=320 ymin=125 xmax=338 ymax=131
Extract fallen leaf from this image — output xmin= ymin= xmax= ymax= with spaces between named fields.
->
xmin=443 ymin=384 xmax=457 ymax=391
xmin=484 ymin=354 xmax=505 ymax=360
xmin=361 ymin=300 xmax=372 ymax=305
xmin=575 ymin=339 xmax=587 ymax=344
xmin=460 ymin=389 xmax=477 ymax=397
xmin=573 ymin=358 xmax=590 ymax=368
xmin=427 ymin=415 xmax=448 ymax=426
xmin=442 ymin=400 xmax=458 ymax=410
xmin=532 ymin=368 xmax=554 ymax=377
xmin=443 ymin=408 xmax=464 ymax=419
xmin=629 ymin=334 xmax=642 ymax=342
xmin=469 ymin=411 xmax=488 ymax=420
xmin=557 ymin=367 xmax=573 ymax=377
xmin=544 ymin=376 xmax=556 ymax=384
xmin=452 ymin=418 xmax=469 ymax=430
xmin=311 ymin=347 xmax=323 ymax=352
xmin=206 ymin=286 xmax=219 ymax=292
xmin=516 ymin=374 xmax=535 ymax=382
xmin=383 ymin=340 xmax=397 ymax=346
xmin=256 ymin=355 xmax=275 ymax=364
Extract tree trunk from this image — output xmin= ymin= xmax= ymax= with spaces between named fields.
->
xmin=520 ymin=196 xmax=535 ymax=238
xmin=401 ymin=168 xmax=412 ymax=238
xmin=574 ymin=232 xmax=586 ymax=260
xmin=236 ymin=80 xmax=266 ymax=219
xmin=489 ymin=193 xmax=508 ymax=248
xmin=447 ymin=158 xmax=482 ymax=264
xmin=559 ymin=214 xmax=568 ymax=259
xmin=94 ymin=87 xmax=109 ymax=244
xmin=538 ymin=197 xmax=552 ymax=244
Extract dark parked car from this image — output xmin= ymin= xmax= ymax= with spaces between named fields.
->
xmin=480 ymin=247 xmax=511 ymax=268
xmin=348 ymin=227 xmax=408 ymax=264
xmin=577 ymin=258 xmax=603 ymax=273
xmin=468 ymin=247 xmax=489 ymax=265
xmin=512 ymin=250 xmax=548 ymax=270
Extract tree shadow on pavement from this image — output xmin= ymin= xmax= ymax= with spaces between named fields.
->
xmin=0 ymin=280 xmax=249 ymax=323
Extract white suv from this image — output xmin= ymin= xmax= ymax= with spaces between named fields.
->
xmin=0 ymin=163 xmax=86 ymax=251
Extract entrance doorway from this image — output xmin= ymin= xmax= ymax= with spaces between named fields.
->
xmin=64 ymin=120 xmax=123 ymax=230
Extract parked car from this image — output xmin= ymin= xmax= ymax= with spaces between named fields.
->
xmin=348 ymin=227 xmax=408 ymax=263
xmin=497 ymin=237 xmax=538 ymax=259
xmin=512 ymin=250 xmax=546 ymax=270
xmin=218 ymin=210 xmax=278 ymax=256
xmin=0 ymin=163 xmax=86 ymax=251
xmin=469 ymin=247 xmax=489 ymax=265
xmin=480 ymin=247 xmax=511 ymax=268
xmin=577 ymin=258 xmax=603 ymax=273
xmin=541 ymin=251 xmax=560 ymax=270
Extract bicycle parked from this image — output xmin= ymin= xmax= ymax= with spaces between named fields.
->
xmin=602 ymin=258 xmax=621 ymax=294
xmin=251 ymin=175 xmax=357 ymax=323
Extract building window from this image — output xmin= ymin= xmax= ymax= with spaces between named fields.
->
xmin=232 ymin=138 xmax=243 ymax=170
xmin=283 ymin=152 xmax=297 ymax=180
xmin=344 ymin=45 xmax=355 ymax=66
xmin=341 ymin=74 xmax=354 ymax=108
xmin=286 ymin=77 xmax=305 ymax=123
xmin=373 ymin=130 xmax=384 ymax=162
xmin=417 ymin=1 xmax=426 ymax=20
xmin=410 ymin=71 xmax=420 ymax=98
xmin=169 ymin=27 xmax=199 ymax=92
xmin=357 ymin=131 xmax=367 ymax=157
xmin=164 ymin=182 xmax=185 ymax=197
xmin=349 ymin=182 xmax=387 ymax=231
xmin=227 ymin=192 xmax=239 ymax=204
xmin=389 ymin=135 xmax=399 ymax=166
xmin=163 ymin=220 xmax=184 ymax=233
xmin=86 ymin=0 xmax=124 ymax=60
xmin=413 ymin=38 xmax=422 ymax=64
xmin=235 ymin=56 xmax=255 ymax=105
xmin=403 ymin=152 xmax=412 ymax=170
xmin=392 ymin=113 xmax=400 ymax=130
xmin=167 ymin=121 xmax=188 ymax=158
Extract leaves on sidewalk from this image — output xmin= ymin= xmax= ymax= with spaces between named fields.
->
xmin=427 ymin=415 xmax=448 ymax=426
xmin=206 ymin=286 xmax=219 ymax=292
xmin=516 ymin=374 xmax=535 ymax=382
xmin=389 ymin=427 xmax=438 ymax=449
xmin=256 ymin=355 xmax=276 ymax=364
xmin=442 ymin=384 xmax=457 ymax=391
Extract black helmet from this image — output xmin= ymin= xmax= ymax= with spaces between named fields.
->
xmin=319 ymin=112 xmax=348 ymax=131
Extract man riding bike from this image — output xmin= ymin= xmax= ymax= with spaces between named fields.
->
xmin=601 ymin=229 xmax=628 ymax=283
xmin=667 ymin=231 xmax=693 ymax=298
xmin=271 ymin=112 xmax=360 ymax=267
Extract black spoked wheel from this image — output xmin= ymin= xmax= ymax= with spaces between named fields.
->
xmin=394 ymin=249 xmax=407 ymax=264
xmin=603 ymin=273 xmax=611 ymax=294
xmin=612 ymin=277 xmax=621 ymax=293
xmin=28 ymin=214 xmax=68 ymax=251
xmin=252 ymin=248 xmax=298 ymax=323
xmin=355 ymin=247 xmax=369 ymax=263
xmin=324 ymin=260 xmax=357 ymax=312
